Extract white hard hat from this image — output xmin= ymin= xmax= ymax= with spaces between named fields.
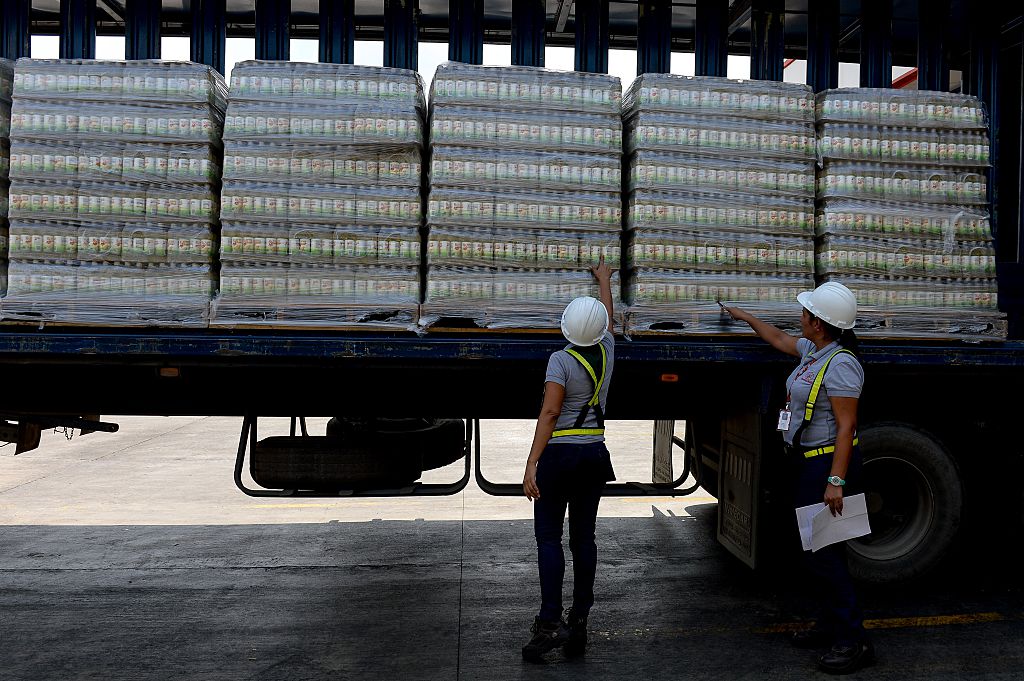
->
xmin=560 ymin=296 xmax=609 ymax=346
xmin=797 ymin=281 xmax=857 ymax=330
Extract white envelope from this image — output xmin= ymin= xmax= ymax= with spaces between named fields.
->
xmin=795 ymin=493 xmax=872 ymax=552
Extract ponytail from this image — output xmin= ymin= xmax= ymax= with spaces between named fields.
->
xmin=822 ymin=320 xmax=860 ymax=356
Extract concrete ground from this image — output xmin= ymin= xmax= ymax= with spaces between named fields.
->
xmin=1 ymin=417 xmax=1022 ymax=680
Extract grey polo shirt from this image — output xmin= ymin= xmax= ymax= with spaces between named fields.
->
xmin=544 ymin=331 xmax=615 ymax=445
xmin=783 ymin=338 xmax=864 ymax=448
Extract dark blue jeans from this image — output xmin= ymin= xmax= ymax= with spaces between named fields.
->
xmin=534 ymin=441 xmax=615 ymax=622
xmin=792 ymin=446 xmax=866 ymax=646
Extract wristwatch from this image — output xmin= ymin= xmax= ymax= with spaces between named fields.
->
xmin=827 ymin=475 xmax=846 ymax=487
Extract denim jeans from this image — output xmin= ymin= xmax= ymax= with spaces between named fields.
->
xmin=792 ymin=445 xmax=866 ymax=646
xmin=534 ymin=441 xmax=615 ymax=622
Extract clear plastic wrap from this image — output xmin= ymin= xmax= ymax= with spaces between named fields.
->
xmin=13 ymin=59 xmax=227 ymax=109
xmin=429 ymin=145 xmax=620 ymax=193
xmin=220 ymin=182 xmax=419 ymax=226
xmin=816 ymin=199 xmax=990 ymax=241
xmin=626 ymin=270 xmax=814 ymax=333
xmin=624 ymin=74 xmax=813 ymax=122
xmin=628 ymin=228 xmax=813 ymax=275
xmin=818 ymin=161 xmax=987 ymax=205
xmin=816 ymin=233 xmax=995 ymax=279
xmin=430 ymin=104 xmax=621 ymax=153
xmin=426 ymin=226 xmax=621 ymax=269
xmin=816 ymin=88 xmax=987 ymax=130
xmin=0 ymin=58 xmax=13 ymax=102
xmin=8 ymin=219 xmax=215 ymax=265
xmin=420 ymin=267 xmax=621 ymax=329
xmin=1 ymin=260 xmax=214 ymax=326
xmin=211 ymin=262 xmax=419 ymax=329
xmin=0 ymin=100 xmax=10 ymax=137
xmin=428 ymin=187 xmax=620 ymax=231
xmin=629 ymin=150 xmax=815 ymax=197
xmin=223 ymin=141 xmax=420 ymax=187
xmin=628 ymin=189 xmax=814 ymax=234
xmin=229 ymin=61 xmax=424 ymax=109
xmin=10 ymin=178 xmax=218 ymax=222
xmin=10 ymin=140 xmax=220 ymax=184
xmin=818 ymin=123 xmax=989 ymax=166
xmin=220 ymin=223 xmax=420 ymax=267
xmin=223 ymin=101 xmax=421 ymax=146
xmin=627 ymin=111 xmax=815 ymax=159
xmin=429 ymin=62 xmax=621 ymax=115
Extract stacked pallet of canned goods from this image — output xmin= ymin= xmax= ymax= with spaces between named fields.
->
xmin=623 ymin=75 xmax=817 ymax=333
xmin=421 ymin=62 xmax=622 ymax=329
xmin=212 ymin=61 xmax=424 ymax=328
xmin=0 ymin=59 xmax=12 ymax=296
xmin=816 ymin=89 xmax=1002 ymax=339
xmin=0 ymin=59 xmax=225 ymax=326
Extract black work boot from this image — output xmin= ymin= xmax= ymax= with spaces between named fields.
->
xmin=563 ymin=607 xmax=588 ymax=657
xmin=818 ymin=640 xmax=875 ymax=674
xmin=522 ymin=617 xmax=569 ymax=663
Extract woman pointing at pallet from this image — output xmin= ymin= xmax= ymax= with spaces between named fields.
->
xmin=521 ymin=256 xmax=616 ymax=663
xmin=721 ymin=281 xmax=874 ymax=675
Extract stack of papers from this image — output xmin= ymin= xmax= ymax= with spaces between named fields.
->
xmin=795 ymin=493 xmax=872 ymax=552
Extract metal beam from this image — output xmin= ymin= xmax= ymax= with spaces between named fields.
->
xmin=449 ymin=0 xmax=483 ymax=65
xmin=637 ymin=0 xmax=672 ymax=75
xmin=60 ymin=0 xmax=97 ymax=59
xmin=512 ymin=0 xmax=545 ymax=67
xmin=320 ymin=0 xmax=355 ymax=64
xmin=191 ymin=0 xmax=226 ymax=74
xmin=860 ymin=0 xmax=892 ymax=88
xmin=574 ymin=0 xmax=609 ymax=74
xmin=255 ymin=0 xmax=290 ymax=61
xmin=917 ymin=0 xmax=949 ymax=92
xmin=807 ymin=0 xmax=839 ymax=92
xmin=728 ymin=0 xmax=752 ymax=34
xmin=384 ymin=0 xmax=418 ymax=71
xmin=125 ymin=0 xmax=161 ymax=60
xmin=0 ymin=0 xmax=31 ymax=61
xmin=696 ymin=0 xmax=729 ymax=77
xmin=97 ymin=0 xmax=124 ymax=23
xmin=750 ymin=0 xmax=783 ymax=81
xmin=555 ymin=0 xmax=573 ymax=33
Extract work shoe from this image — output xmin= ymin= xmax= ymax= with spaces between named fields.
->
xmin=521 ymin=617 xmax=569 ymax=663
xmin=563 ymin=607 xmax=588 ymax=657
xmin=818 ymin=641 xmax=875 ymax=674
xmin=790 ymin=626 xmax=833 ymax=649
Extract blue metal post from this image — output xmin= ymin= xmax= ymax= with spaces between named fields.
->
xmin=750 ymin=0 xmax=784 ymax=81
xmin=860 ymin=0 xmax=892 ymax=88
xmin=60 ymin=0 xmax=96 ymax=59
xmin=696 ymin=0 xmax=728 ymax=77
xmin=449 ymin=0 xmax=483 ymax=65
xmin=191 ymin=0 xmax=226 ymax=74
xmin=511 ymin=0 xmax=545 ymax=67
xmin=807 ymin=0 xmax=839 ymax=92
xmin=320 ymin=0 xmax=355 ymax=64
xmin=384 ymin=0 xmax=418 ymax=71
xmin=256 ymin=0 xmax=290 ymax=61
xmin=574 ymin=0 xmax=609 ymax=73
xmin=126 ymin=0 xmax=162 ymax=60
xmin=637 ymin=0 xmax=672 ymax=75
xmin=917 ymin=0 xmax=949 ymax=92
xmin=1 ymin=0 xmax=31 ymax=61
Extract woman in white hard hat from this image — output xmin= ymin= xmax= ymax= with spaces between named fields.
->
xmin=521 ymin=256 xmax=616 ymax=663
xmin=721 ymin=281 xmax=874 ymax=675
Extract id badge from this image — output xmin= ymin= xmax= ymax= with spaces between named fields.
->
xmin=776 ymin=407 xmax=792 ymax=431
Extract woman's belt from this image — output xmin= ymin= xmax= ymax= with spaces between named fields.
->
xmin=787 ymin=437 xmax=859 ymax=459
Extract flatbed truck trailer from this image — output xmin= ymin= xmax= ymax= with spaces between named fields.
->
xmin=1 ymin=1 xmax=1023 ymax=583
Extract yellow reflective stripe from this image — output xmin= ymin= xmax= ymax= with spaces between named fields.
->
xmin=803 ymin=348 xmax=855 ymax=422
xmin=564 ymin=344 xmax=607 ymax=407
xmin=551 ymin=428 xmax=606 ymax=438
xmin=802 ymin=437 xmax=860 ymax=459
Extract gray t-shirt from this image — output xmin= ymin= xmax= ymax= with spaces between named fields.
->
xmin=783 ymin=338 xmax=864 ymax=447
xmin=544 ymin=331 xmax=615 ymax=444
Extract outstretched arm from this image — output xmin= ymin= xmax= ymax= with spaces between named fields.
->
xmin=590 ymin=256 xmax=614 ymax=332
xmin=720 ymin=303 xmax=800 ymax=357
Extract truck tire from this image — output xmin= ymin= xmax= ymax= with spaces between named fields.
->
xmin=847 ymin=423 xmax=963 ymax=583
xmin=326 ymin=417 xmax=467 ymax=471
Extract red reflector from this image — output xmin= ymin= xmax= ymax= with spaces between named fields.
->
xmin=660 ymin=373 xmax=679 ymax=383
xmin=159 ymin=368 xmax=180 ymax=378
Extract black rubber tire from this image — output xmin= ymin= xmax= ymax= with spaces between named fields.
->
xmin=326 ymin=417 xmax=467 ymax=472
xmin=847 ymin=423 xmax=963 ymax=584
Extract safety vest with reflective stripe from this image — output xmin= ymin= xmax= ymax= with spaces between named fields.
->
xmin=793 ymin=346 xmax=857 ymax=453
xmin=551 ymin=343 xmax=607 ymax=439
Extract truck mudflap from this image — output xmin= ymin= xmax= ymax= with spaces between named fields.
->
xmin=717 ymin=409 xmax=764 ymax=569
